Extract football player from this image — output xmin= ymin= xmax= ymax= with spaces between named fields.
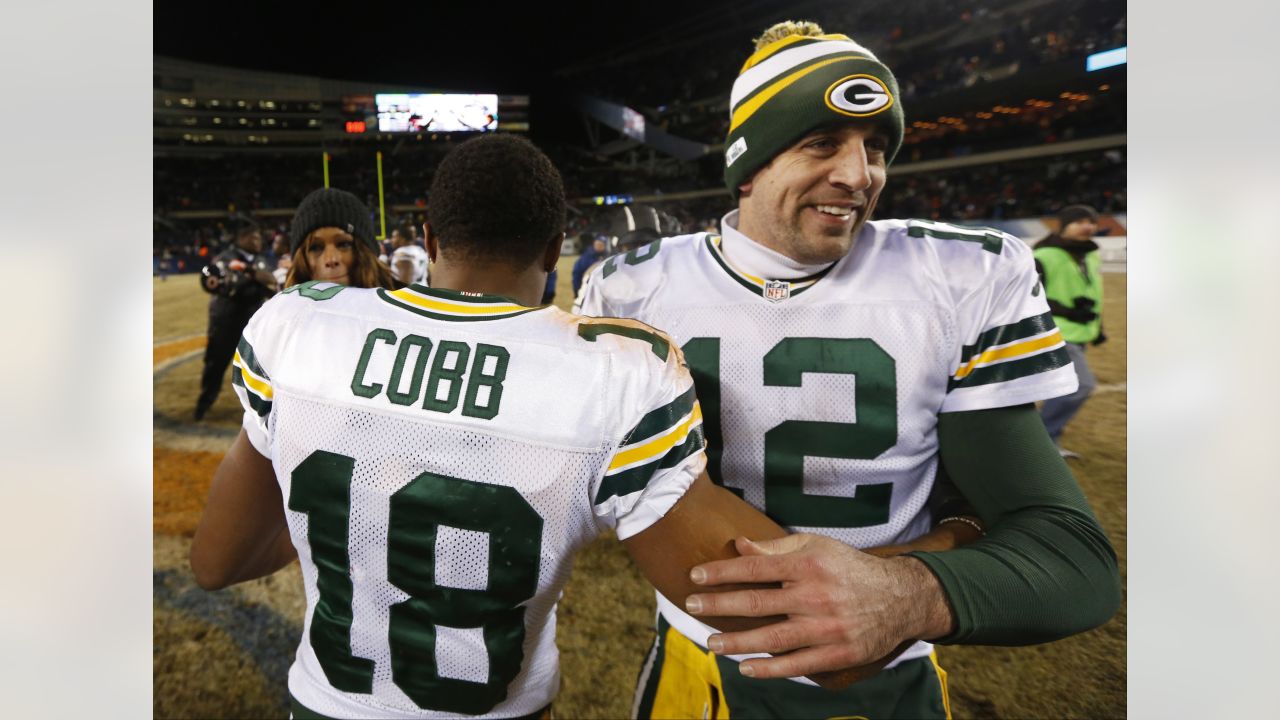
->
xmin=188 ymin=134 xmax=972 ymax=719
xmin=390 ymin=225 xmax=430 ymax=287
xmin=576 ymin=21 xmax=1122 ymax=719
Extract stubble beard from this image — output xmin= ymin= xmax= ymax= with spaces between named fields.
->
xmin=781 ymin=213 xmax=860 ymax=265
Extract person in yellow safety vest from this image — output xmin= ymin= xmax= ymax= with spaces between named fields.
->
xmin=1033 ymin=204 xmax=1105 ymax=459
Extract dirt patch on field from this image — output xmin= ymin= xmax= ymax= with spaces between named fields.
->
xmin=556 ymin=532 xmax=659 ymax=718
xmin=154 ymin=447 xmax=223 ymax=536
xmin=154 ymin=594 xmax=292 ymax=719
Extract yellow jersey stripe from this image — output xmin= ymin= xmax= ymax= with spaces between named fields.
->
xmin=730 ymin=55 xmax=863 ymax=132
xmin=233 ymin=352 xmax=274 ymax=399
xmin=609 ymin=404 xmax=704 ymax=472
xmin=388 ymin=288 xmax=527 ymax=315
xmin=952 ymin=329 xmax=1064 ymax=380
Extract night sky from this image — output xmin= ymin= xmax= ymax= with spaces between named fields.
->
xmin=154 ymin=0 xmax=797 ymax=94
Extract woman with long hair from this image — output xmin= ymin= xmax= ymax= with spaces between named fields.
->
xmin=284 ymin=187 xmax=397 ymax=289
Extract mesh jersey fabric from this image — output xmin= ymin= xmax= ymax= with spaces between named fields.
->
xmin=575 ymin=218 xmax=1077 ymax=678
xmin=231 ymin=281 xmax=705 ymax=719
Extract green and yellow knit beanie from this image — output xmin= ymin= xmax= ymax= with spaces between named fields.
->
xmin=724 ymin=22 xmax=905 ymax=198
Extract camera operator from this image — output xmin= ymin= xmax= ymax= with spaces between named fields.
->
xmin=194 ymin=222 xmax=276 ymax=420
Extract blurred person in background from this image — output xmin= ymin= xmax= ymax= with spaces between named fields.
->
xmin=270 ymin=232 xmax=292 ymax=288
xmin=283 ymin=187 xmax=396 ymax=290
xmin=571 ymin=233 xmax=608 ymax=296
xmin=390 ymin=224 xmax=430 ymax=286
xmin=577 ymin=20 xmax=1120 ymax=719
xmin=194 ymin=222 xmax=276 ymax=420
xmin=542 ymin=266 xmax=558 ymax=305
xmin=1034 ymin=204 xmax=1105 ymax=459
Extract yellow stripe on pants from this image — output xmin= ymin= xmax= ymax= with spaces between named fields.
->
xmin=651 ymin=623 xmax=730 ymax=720
xmin=928 ymin=651 xmax=953 ymax=720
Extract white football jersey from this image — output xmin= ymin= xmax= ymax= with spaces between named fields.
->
xmin=231 ymin=281 xmax=705 ymax=718
xmin=576 ymin=215 xmax=1077 ymax=674
xmin=392 ymin=244 xmax=431 ymax=285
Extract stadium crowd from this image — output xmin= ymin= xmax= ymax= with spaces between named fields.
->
xmin=155 ymin=144 xmax=1125 ymax=271
xmin=576 ymin=0 xmax=1124 ymax=124
xmin=153 ymin=0 xmax=1126 ymax=271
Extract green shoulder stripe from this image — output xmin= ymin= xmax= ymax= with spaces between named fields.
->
xmin=623 ymin=384 xmax=697 ymax=446
xmin=236 ymin=337 xmax=269 ymax=380
xmin=577 ymin=322 xmax=670 ymax=362
xmin=907 ymin=222 xmax=1004 ymax=255
xmin=947 ymin=346 xmax=1072 ymax=391
xmin=231 ymin=371 xmax=272 ymax=417
xmin=595 ymin=423 xmax=706 ymax=505
xmin=959 ymin=312 xmax=1057 ymax=365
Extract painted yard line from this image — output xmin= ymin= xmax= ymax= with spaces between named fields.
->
xmin=155 ymin=348 xmax=206 ymax=377
xmin=155 ymin=332 xmax=205 ymax=346
xmin=155 ymin=335 xmax=207 ymax=366
xmin=1095 ymin=382 xmax=1126 ymax=394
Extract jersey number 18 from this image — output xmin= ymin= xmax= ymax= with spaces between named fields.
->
xmin=289 ymin=451 xmax=543 ymax=715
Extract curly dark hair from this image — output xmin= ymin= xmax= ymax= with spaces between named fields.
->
xmin=427 ymin=134 xmax=565 ymax=268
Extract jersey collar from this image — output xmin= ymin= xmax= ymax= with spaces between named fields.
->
xmin=704 ymin=228 xmax=835 ymax=302
xmin=377 ymin=284 xmax=548 ymax=322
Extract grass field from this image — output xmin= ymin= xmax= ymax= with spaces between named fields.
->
xmin=153 ymin=258 xmax=1127 ymax=719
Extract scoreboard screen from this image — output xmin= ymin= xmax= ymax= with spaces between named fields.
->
xmin=375 ymin=93 xmax=499 ymax=132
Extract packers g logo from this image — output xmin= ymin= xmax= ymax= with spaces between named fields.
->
xmin=825 ymin=75 xmax=893 ymax=117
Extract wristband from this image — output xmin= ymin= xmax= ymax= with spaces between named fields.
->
xmin=937 ymin=516 xmax=985 ymax=536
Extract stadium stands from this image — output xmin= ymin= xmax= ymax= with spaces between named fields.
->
xmin=154 ymin=0 xmax=1126 ymax=265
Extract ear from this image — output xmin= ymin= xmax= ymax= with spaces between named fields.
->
xmin=737 ymin=181 xmax=753 ymax=196
xmin=424 ymin=222 xmax=438 ymax=262
xmin=543 ymin=232 xmax=564 ymax=273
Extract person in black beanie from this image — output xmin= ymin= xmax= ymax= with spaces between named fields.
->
xmin=282 ymin=187 xmax=396 ymax=290
xmin=1033 ymin=204 xmax=1105 ymax=458
xmin=194 ymin=222 xmax=277 ymax=420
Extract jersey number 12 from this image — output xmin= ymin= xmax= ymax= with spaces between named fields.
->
xmin=682 ymin=337 xmax=897 ymax=528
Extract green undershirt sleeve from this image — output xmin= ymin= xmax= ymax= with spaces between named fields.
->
xmin=907 ymin=404 xmax=1122 ymax=646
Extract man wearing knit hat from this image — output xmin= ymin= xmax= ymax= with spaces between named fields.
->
xmin=577 ymin=20 xmax=1120 ymax=719
xmin=1034 ymin=204 xmax=1106 ymax=458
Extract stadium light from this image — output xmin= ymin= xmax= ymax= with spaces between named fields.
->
xmin=1086 ymin=46 xmax=1127 ymax=72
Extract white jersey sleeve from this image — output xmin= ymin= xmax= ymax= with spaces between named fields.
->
xmin=584 ymin=317 xmax=706 ymax=540
xmin=230 ymin=282 xmax=325 ymax=456
xmin=939 ymin=225 xmax=1078 ymax=413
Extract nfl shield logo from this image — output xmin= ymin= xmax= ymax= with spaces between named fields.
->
xmin=763 ymin=280 xmax=791 ymax=303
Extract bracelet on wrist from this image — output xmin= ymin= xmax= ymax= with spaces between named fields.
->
xmin=936 ymin=515 xmax=985 ymax=536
